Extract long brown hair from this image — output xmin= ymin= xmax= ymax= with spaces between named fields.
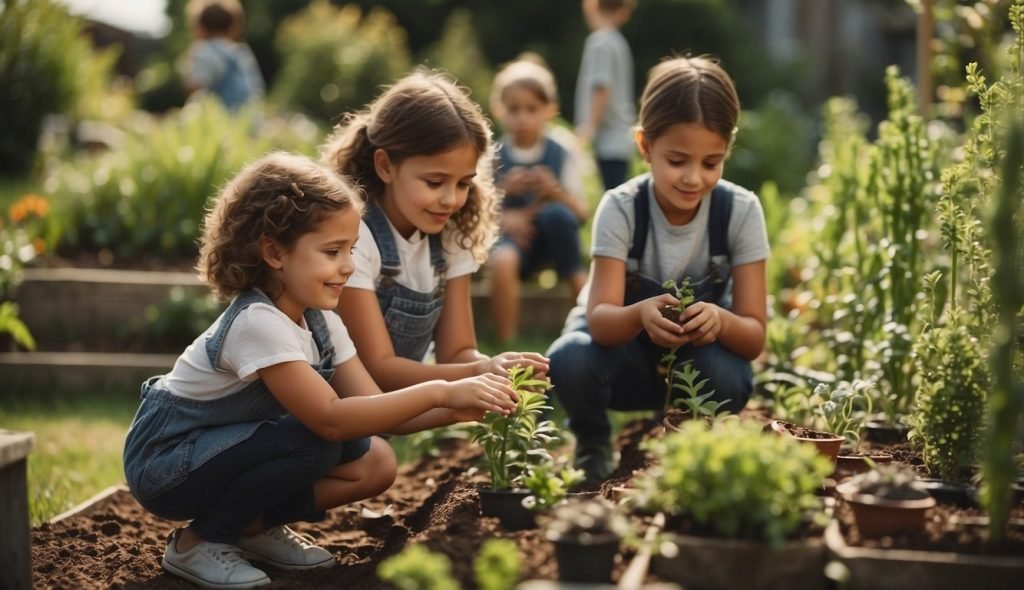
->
xmin=197 ymin=151 xmax=362 ymax=301
xmin=639 ymin=56 xmax=740 ymax=146
xmin=320 ymin=70 xmax=499 ymax=263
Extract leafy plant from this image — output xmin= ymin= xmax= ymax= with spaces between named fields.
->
xmin=377 ymin=545 xmax=458 ymax=590
xmin=669 ymin=360 xmax=731 ymax=422
xmin=544 ymin=497 xmax=629 ymax=543
xmin=471 ymin=366 xmax=559 ymax=490
xmin=659 ymin=278 xmax=695 ymax=412
xmin=521 ymin=462 xmax=585 ymax=512
xmin=812 ymin=380 xmax=874 ymax=451
xmin=636 ymin=419 xmax=831 ymax=548
xmin=473 ymin=539 xmax=521 ymax=590
xmin=0 ymin=302 xmax=34 ymax=350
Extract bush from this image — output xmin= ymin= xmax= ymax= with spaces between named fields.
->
xmin=637 ymin=420 xmax=831 ymax=548
xmin=421 ymin=9 xmax=493 ymax=106
xmin=46 ymin=99 xmax=319 ymax=260
xmin=270 ymin=1 xmax=411 ymax=124
xmin=0 ymin=0 xmax=111 ymax=176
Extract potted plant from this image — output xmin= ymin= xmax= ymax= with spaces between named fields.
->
xmin=521 ymin=461 xmax=587 ymax=512
xmin=765 ymin=417 xmax=846 ymax=465
xmin=835 ymin=465 xmax=935 ymax=538
xmin=637 ymin=420 xmax=833 ymax=590
xmin=662 ymin=360 xmax=731 ymax=432
xmin=814 ymin=381 xmax=893 ymax=478
xmin=544 ymin=497 xmax=628 ymax=584
xmin=471 ymin=365 xmax=559 ymax=530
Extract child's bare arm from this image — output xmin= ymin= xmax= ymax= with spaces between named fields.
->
xmin=586 ymin=256 xmax=686 ymax=347
xmin=677 ymin=260 xmax=766 ymax=359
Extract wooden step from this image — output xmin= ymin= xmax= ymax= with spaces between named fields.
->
xmin=0 ymin=351 xmax=175 ymax=393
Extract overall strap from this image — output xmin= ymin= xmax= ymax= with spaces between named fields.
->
xmin=626 ymin=178 xmax=652 ymax=273
xmin=303 ymin=309 xmax=334 ymax=366
xmin=538 ymin=136 xmax=568 ymax=177
xmin=707 ymin=184 xmax=734 ymax=258
xmin=427 ymin=233 xmax=447 ymax=297
xmin=364 ymin=201 xmax=403 ymax=288
xmin=204 ymin=289 xmax=271 ymax=371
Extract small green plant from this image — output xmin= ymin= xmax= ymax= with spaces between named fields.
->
xmin=668 ymin=360 xmax=731 ymax=421
xmin=637 ymin=420 xmax=832 ymax=548
xmin=377 ymin=545 xmax=458 ymax=590
xmin=473 ymin=539 xmax=521 ymax=590
xmin=471 ymin=365 xmax=559 ymax=490
xmin=521 ymin=461 xmax=585 ymax=512
xmin=812 ymin=380 xmax=874 ymax=451
xmin=659 ymin=278 xmax=697 ymax=412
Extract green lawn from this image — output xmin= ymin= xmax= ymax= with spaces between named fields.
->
xmin=0 ymin=395 xmax=137 ymax=526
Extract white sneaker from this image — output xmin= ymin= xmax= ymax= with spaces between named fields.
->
xmin=238 ymin=525 xmax=334 ymax=570
xmin=162 ymin=529 xmax=270 ymax=589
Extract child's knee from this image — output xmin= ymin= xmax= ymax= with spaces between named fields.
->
xmin=364 ymin=437 xmax=397 ymax=494
xmin=488 ymin=245 xmax=521 ymax=273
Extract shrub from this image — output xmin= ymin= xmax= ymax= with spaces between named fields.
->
xmin=46 ymin=99 xmax=319 ymax=260
xmin=377 ymin=545 xmax=457 ymax=590
xmin=473 ymin=539 xmax=520 ymax=590
xmin=271 ymin=1 xmax=411 ymax=124
xmin=637 ymin=420 xmax=831 ymax=548
xmin=421 ymin=9 xmax=493 ymax=105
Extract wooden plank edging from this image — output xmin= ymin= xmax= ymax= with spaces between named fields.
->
xmin=47 ymin=484 xmax=129 ymax=525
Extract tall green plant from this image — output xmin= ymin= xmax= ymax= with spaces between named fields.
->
xmin=470 ymin=366 xmax=559 ymax=490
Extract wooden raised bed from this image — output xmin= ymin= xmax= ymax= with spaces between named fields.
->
xmin=1 ymin=430 xmax=35 ymax=590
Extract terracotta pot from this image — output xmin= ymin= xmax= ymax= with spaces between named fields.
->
xmin=863 ymin=420 xmax=910 ymax=444
xmin=477 ymin=487 xmax=536 ymax=531
xmin=767 ymin=420 xmax=845 ymax=465
xmin=836 ymin=481 xmax=936 ymax=538
xmin=550 ymin=532 xmax=620 ymax=584
xmin=833 ymin=452 xmax=894 ymax=480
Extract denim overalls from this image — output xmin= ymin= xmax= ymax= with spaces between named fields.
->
xmin=123 ymin=290 xmax=370 ymax=543
xmin=546 ymin=177 xmax=754 ymax=447
xmin=495 ymin=137 xmax=567 ymax=209
xmin=364 ymin=202 xmax=447 ymax=361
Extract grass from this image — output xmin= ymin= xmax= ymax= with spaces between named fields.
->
xmin=0 ymin=394 xmax=137 ymax=526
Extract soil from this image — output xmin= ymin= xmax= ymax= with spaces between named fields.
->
xmin=30 ymin=424 xmax=667 ymax=589
xmin=659 ymin=306 xmax=683 ymax=324
xmin=768 ymin=419 xmax=841 ymax=440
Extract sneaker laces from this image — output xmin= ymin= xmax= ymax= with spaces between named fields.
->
xmin=206 ymin=543 xmax=248 ymax=569
xmin=266 ymin=526 xmax=316 ymax=549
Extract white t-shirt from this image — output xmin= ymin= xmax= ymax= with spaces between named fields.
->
xmin=348 ymin=218 xmax=480 ymax=293
xmin=163 ymin=302 xmax=357 ymax=400
xmin=578 ymin=175 xmax=771 ymax=307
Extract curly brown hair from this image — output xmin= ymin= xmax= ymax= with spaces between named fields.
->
xmin=320 ymin=69 xmax=499 ymax=263
xmin=197 ymin=152 xmax=363 ymax=301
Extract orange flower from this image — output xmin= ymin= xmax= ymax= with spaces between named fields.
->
xmin=8 ymin=193 xmax=49 ymax=223
xmin=32 ymin=238 xmax=46 ymax=254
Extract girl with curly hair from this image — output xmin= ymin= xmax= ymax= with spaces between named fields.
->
xmin=321 ymin=70 xmax=548 ymax=392
xmin=123 ymin=152 xmax=517 ymax=589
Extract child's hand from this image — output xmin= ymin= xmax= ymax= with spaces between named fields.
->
xmin=482 ymin=351 xmax=550 ymax=380
xmin=532 ymin=166 xmax=561 ymax=200
xmin=677 ymin=301 xmax=723 ymax=347
xmin=640 ymin=293 xmax=689 ymax=348
xmin=444 ymin=373 xmax=518 ymax=415
xmin=502 ymin=166 xmax=534 ymax=195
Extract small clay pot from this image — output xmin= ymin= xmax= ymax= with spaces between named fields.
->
xmin=477 ymin=487 xmax=536 ymax=531
xmin=836 ymin=480 xmax=935 ymax=538
xmin=862 ymin=419 xmax=910 ymax=444
xmin=766 ymin=419 xmax=845 ymax=465
xmin=915 ymin=478 xmax=979 ymax=508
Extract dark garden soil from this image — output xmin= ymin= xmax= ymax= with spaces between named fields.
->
xmin=768 ymin=419 xmax=839 ymax=440
xmin=30 ymin=422 xmax=667 ymax=589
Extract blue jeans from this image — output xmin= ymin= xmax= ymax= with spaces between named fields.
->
xmin=597 ymin=158 xmax=628 ymax=191
xmin=496 ymin=202 xmax=584 ymax=279
xmin=546 ymin=310 xmax=752 ymax=447
xmin=137 ymin=416 xmax=370 ymax=544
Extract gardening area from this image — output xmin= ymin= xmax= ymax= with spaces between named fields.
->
xmin=2 ymin=0 xmax=1024 ymax=589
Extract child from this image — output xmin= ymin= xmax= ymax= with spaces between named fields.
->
xmin=488 ymin=55 xmax=590 ymax=344
xmin=575 ymin=0 xmax=636 ymax=190
xmin=321 ymin=70 xmax=549 ymax=392
xmin=123 ymin=152 xmax=517 ymax=589
xmin=182 ymin=0 xmax=265 ymax=110
xmin=548 ymin=56 xmax=770 ymax=481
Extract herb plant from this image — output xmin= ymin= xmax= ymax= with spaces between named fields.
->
xmin=659 ymin=278 xmax=696 ymax=412
xmin=669 ymin=360 xmax=731 ymax=421
xmin=812 ymin=380 xmax=874 ymax=450
xmin=473 ymin=539 xmax=521 ymax=590
xmin=637 ymin=420 xmax=831 ymax=548
xmin=544 ymin=497 xmax=629 ymax=543
xmin=522 ymin=462 xmax=585 ymax=512
xmin=471 ymin=366 xmax=559 ymax=490
xmin=377 ymin=545 xmax=458 ymax=590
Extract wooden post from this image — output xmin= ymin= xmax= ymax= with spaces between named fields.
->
xmin=0 ymin=430 xmax=34 ymax=590
xmin=917 ymin=0 xmax=935 ymax=116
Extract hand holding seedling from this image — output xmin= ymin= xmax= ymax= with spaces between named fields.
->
xmin=501 ymin=166 xmax=534 ymax=194
xmin=500 ymin=209 xmax=535 ymax=249
xmin=531 ymin=166 xmax=561 ymax=200
xmin=443 ymin=372 xmax=519 ymax=416
xmin=483 ymin=351 xmax=550 ymax=381
xmin=676 ymin=301 xmax=723 ymax=347
xmin=640 ymin=293 xmax=691 ymax=348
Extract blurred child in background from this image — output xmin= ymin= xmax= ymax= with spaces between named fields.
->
xmin=182 ymin=0 xmax=265 ymax=110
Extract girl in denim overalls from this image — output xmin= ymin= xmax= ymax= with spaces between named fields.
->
xmin=123 ymin=153 xmax=517 ymax=589
xmin=486 ymin=55 xmax=590 ymax=344
xmin=546 ymin=57 xmax=771 ymax=481
xmin=321 ymin=71 xmax=549 ymax=392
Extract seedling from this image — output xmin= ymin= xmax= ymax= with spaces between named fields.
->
xmin=471 ymin=366 xmax=559 ymax=490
